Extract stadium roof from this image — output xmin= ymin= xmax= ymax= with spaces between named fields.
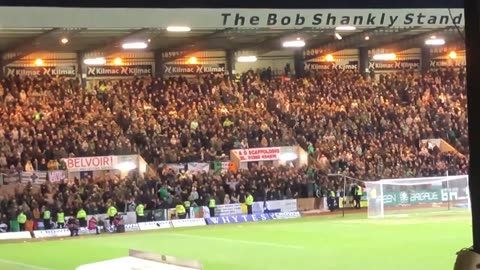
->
xmin=0 ymin=0 xmax=464 ymax=8
xmin=0 ymin=7 xmax=465 ymax=61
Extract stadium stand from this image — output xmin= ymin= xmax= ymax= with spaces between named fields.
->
xmin=0 ymin=66 xmax=468 ymax=232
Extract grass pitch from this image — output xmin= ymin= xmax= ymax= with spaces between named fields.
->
xmin=0 ymin=211 xmax=471 ymax=270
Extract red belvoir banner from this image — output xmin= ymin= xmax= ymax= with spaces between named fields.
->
xmin=231 ymin=147 xmax=281 ymax=162
xmin=64 ymin=156 xmax=117 ymax=172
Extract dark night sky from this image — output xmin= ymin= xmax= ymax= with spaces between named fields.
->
xmin=0 ymin=0 xmax=464 ymax=8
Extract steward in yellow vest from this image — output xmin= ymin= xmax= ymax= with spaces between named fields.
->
xmin=176 ymin=203 xmax=186 ymax=219
xmin=17 ymin=212 xmax=27 ymax=231
xmin=184 ymin=200 xmax=191 ymax=218
xmin=208 ymin=195 xmax=216 ymax=218
xmin=43 ymin=208 xmax=52 ymax=230
xmin=57 ymin=209 xmax=65 ymax=228
xmin=77 ymin=208 xmax=87 ymax=228
xmin=107 ymin=205 xmax=118 ymax=226
xmin=246 ymin=193 xmax=254 ymax=215
xmin=136 ymin=203 xmax=145 ymax=223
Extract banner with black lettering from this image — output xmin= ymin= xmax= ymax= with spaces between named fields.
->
xmin=4 ymin=66 xmax=77 ymax=77
xmin=304 ymin=61 xmax=359 ymax=71
xmin=163 ymin=64 xmax=225 ymax=75
xmin=21 ymin=171 xmax=47 ymax=185
xmin=86 ymin=65 xmax=153 ymax=77
xmin=369 ymin=59 xmax=421 ymax=71
xmin=430 ymin=58 xmax=466 ymax=68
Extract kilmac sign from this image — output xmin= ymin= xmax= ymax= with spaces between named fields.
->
xmin=4 ymin=66 xmax=77 ymax=77
xmin=369 ymin=59 xmax=421 ymax=70
xmin=86 ymin=65 xmax=153 ymax=77
xmin=304 ymin=61 xmax=359 ymax=71
xmin=163 ymin=64 xmax=225 ymax=75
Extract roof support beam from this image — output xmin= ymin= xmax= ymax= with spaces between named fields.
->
xmin=369 ymin=27 xmax=456 ymax=53
xmin=2 ymin=28 xmax=63 ymax=65
xmin=303 ymin=27 xmax=384 ymax=61
xmin=161 ymin=28 xmax=233 ymax=62
xmin=84 ymin=28 xmax=154 ymax=56
xmin=237 ymin=29 xmax=306 ymax=56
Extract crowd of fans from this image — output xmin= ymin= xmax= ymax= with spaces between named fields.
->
xmin=0 ymin=66 xmax=469 ymax=230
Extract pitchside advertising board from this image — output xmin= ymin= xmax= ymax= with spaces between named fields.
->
xmin=163 ymin=64 xmax=226 ymax=75
xmin=0 ymin=213 xmax=298 ymax=240
xmin=205 ymin=211 xmax=301 ymax=225
xmin=86 ymin=65 xmax=153 ymax=77
xmin=202 ymin=199 xmax=298 ymax=218
xmin=171 ymin=218 xmax=207 ymax=228
xmin=304 ymin=61 xmax=359 ymax=71
xmin=0 ymin=231 xmax=32 ymax=240
xmin=369 ymin=59 xmax=421 ymax=71
xmin=4 ymin=66 xmax=77 ymax=77
xmin=380 ymin=188 xmax=468 ymax=206
xmin=137 ymin=221 xmax=172 ymax=231
xmin=33 ymin=228 xmax=97 ymax=238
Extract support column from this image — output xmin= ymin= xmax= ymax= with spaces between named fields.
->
xmin=76 ymin=51 xmax=86 ymax=89
xmin=421 ymin=47 xmax=431 ymax=75
xmin=465 ymin=0 xmax=480 ymax=253
xmin=225 ymin=49 xmax=235 ymax=79
xmin=294 ymin=50 xmax=303 ymax=79
xmin=0 ymin=54 xmax=4 ymax=79
xmin=359 ymin=47 xmax=369 ymax=79
xmin=154 ymin=50 xmax=165 ymax=79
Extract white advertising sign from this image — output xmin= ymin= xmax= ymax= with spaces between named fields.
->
xmin=187 ymin=163 xmax=210 ymax=174
xmin=266 ymin=199 xmax=298 ymax=212
xmin=33 ymin=228 xmax=96 ymax=238
xmin=232 ymin=147 xmax=281 ymax=162
xmin=252 ymin=199 xmax=298 ymax=214
xmin=64 ymin=156 xmax=117 ymax=172
xmin=171 ymin=218 xmax=207 ymax=228
xmin=124 ymin=224 xmax=141 ymax=232
xmin=0 ymin=231 xmax=32 ymax=240
xmin=269 ymin=211 xmax=302 ymax=220
xmin=34 ymin=229 xmax=70 ymax=238
xmin=215 ymin=204 xmax=244 ymax=217
xmin=138 ymin=221 xmax=172 ymax=231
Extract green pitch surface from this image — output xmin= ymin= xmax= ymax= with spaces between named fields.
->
xmin=0 ymin=212 xmax=471 ymax=270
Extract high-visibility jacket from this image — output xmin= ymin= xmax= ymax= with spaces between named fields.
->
xmin=17 ymin=213 xmax=27 ymax=224
xmin=370 ymin=188 xmax=377 ymax=199
xmin=246 ymin=195 xmax=254 ymax=206
xmin=176 ymin=204 xmax=186 ymax=214
xmin=136 ymin=204 xmax=145 ymax=217
xmin=57 ymin=212 xmax=65 ymax=223
xmin=107 ymin=206 xmax=117 ymax=217
xmin=356 ymin=187 xmax=363 ymax=196
xmin=77 ymin=209 xmax=87 ymax=219
xmin=184 ymin=201 xmax=191 ymax=208
xmin=329 ymin=191 xmax=335 ymax=198
xmin=43 ymin=210 xmax=51 ymax=219
xmin=209 ymin=199 xmax=216 ymax=208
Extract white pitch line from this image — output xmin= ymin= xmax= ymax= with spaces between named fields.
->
xmin=0 ymin=258 xmax=53 ymax=270
xmin=170 ymin=233 xmax=304 ymax=250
